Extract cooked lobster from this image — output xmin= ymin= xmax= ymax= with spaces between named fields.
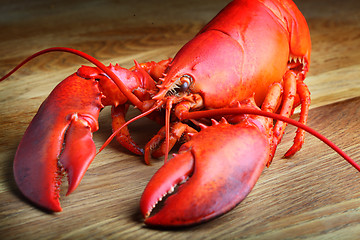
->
xmin=1 ymin=0 xmax=359 ymax=227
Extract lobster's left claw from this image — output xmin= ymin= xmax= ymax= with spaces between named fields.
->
xmin=140 ymin=119 xmax=271 ymax=227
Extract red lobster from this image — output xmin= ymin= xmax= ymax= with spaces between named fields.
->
xmin=1 ymin=0 xmax=359 ymax=227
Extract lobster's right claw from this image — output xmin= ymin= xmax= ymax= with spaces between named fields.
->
xmin=140 ymin=119 xmax=271 ymax=227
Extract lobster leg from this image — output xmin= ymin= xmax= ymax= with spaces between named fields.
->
xmin=285 ymin=80 xmax=311 ymax=157
xmin=267 ymin=71 xmax=311 ymax=159
xmin=260 ymin=82 xmax=283 ymax=163
xmin=272 ymin=71 xmax=297 ymax=146
xmin=111 ymin=104 xmax=144 ymax=155
xmin=100 ymin=59 xmax=177 ymax=158
xmin=144 ymin=122 xmax=197 ymax=164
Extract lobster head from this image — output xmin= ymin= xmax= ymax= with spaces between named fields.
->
xmin=153 ymin=30 xmax=244 ymax=109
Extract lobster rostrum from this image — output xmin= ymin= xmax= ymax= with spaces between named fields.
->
xmin=1 ymin=0 xmax=359 ymax=227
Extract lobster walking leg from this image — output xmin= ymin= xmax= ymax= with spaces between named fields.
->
xmin=267 ymin=71 xmax=297 ymax=159
xmin=273 ymin=71 xmax=297 ymax=140
xmin=260 ymin=83 xmax=284 ymax=163
xmin=144 ymin=122 xmax=197 ymax=164
xmin=285 ymin=80 xmax=311 ymax=157
xmin=265 ymin=71 xmax=311 ymax=159
xmin=111 ymin=104 xmax=144 ymax=155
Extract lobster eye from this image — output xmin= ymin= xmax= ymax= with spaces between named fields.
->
xmin=179 ymin=75 xmax=192 ymax=92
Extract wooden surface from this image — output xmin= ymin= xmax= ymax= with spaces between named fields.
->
xmin=1 ymin=0 xmax=360 ymax=239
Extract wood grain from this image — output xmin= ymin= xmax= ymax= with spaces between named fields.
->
xmin=0 ymin=0 xmax=359 ymax=239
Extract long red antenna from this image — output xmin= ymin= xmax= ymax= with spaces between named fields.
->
xmin=164 ymin=98 xmax=175 ymax=163
xmin=0 ymin=47 xmax=144 ymax=110
xmin=181 ymin=108 xmax=360 ymax=172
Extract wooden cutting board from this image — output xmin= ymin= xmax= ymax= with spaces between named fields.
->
xmin=0 ymin=0 xmax=359 ymax=239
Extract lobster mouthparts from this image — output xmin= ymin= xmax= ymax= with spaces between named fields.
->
xmin=140 ymin=120 xmax=270 ymax=227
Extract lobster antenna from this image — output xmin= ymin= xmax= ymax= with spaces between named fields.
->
xmin=182 ymin=108 xmax=360 ymax=172
xmin=98 ymin=100 xmax=163 ymax=154
xmin=163 ymin=98 xmax=175 ymax=163
xmin=0 ymin=47 xmax=144 ymax=110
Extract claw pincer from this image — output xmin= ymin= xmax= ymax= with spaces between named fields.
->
xmin=141 ymin=119 xmax=270 ymax=226
xmin=14 ymin=73 xmax=101 ymax=211
xmin=13 ymin=64 xmax=146 ymax=211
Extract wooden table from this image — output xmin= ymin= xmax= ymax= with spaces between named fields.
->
xmin=1 ymin=0 xmax=359 ymax=239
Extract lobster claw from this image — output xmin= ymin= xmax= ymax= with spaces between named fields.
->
xmin=13 ymin=73 xmax=102 ymax=212
xmin=140 ymin=119 xmax=271 ymax=227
